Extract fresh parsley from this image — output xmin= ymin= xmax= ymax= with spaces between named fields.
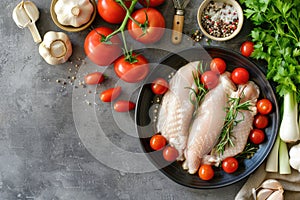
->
xmin=240 ymin=0 xmax=300 ymax=101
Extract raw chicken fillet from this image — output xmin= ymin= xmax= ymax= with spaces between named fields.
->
xmin=156 ymin=61 xmax=200 ymax=161
xmin=183 ymin=72 xmax=236 ymax=174
xmin=203 ymin=81 xmax=260 ymax=165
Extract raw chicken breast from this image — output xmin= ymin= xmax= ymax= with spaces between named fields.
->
xmin=203 ymin=81 xmax=260 ymax=166
xmin=156 ymin=61 xmax=200 ymax=160
xmin=183 ymin=72 xmax=236 ymax=174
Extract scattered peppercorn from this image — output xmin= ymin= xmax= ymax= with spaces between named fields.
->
xmin=201 ymin=1 xmax=238 ymax=38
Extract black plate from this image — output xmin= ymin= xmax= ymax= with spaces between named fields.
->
xmin=135 ymin=46 xmax=279 ymax=189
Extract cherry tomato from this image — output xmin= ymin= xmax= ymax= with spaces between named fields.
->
xmin=201 ymin=70 xmax=219 ymax=89
xmin=257 ymin=99 xmax=273 ymax=115
xmin=139 ymin=0 xmax=165 ymax=7
xmin=210 ymin=58 xmax=226 ymax=74
xmin=151 ymin=78 xmax=169 ymax=95
xmin=100 ymin=87 xmax=122 ymax=102
xmin=222 ymin=157 xmax=239 ymax=174
xmin=84 ymin=27 xmax=122 ymax=66
xmin=114 ymin=100 xmax=136 ymax=112
xmin=231 ymin=67 xmax=249 ymax=85
xmin=97 ymin=0 xmax=131 ymax=24
xmin=253 ymin=114 xmax=269 ymax=129
xmin=127 ymin=8 xmax=165 ymax=44
xmin=240 ymin=41 xmax=254 ymax=57
xmin=114 ymin=53 xmax=149 ymax=83
xmin=249 ymin=129 xmax=265 ymax=144
xmin=84 ymin=72 xmax=105 ymax=85
xmin=150 ymin=134 xmax=166 ymax=151
xmin=163 ymin=146 xmax=178 ymax=162
xmin=198 ymin=164 xmax=214 ymax=181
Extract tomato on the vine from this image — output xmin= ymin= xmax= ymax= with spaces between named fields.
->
xmin=150 ymin=134 xmax=166 ymax=151
xmin=163 ymin=146 xmax=178 ymax=162
xmin=198 ymin=164 xmax=214 ymax=181
xmin=249 ymin=129 xmax=265 ymax=144
xmin=210 ymin=58 xmax=226 ymax=74
xmin=127 ymin=8 xmax=165 ymax=44
xmin=222 ymin=157 xmax=239 ymax=174
xmin=151 ymin=78 xmax=169 ymax=95
xmin=97 ymin=0 xmax=131 ymax=24
xmin=253 ymin=114 xmax=269 ymax=129
xmin=84 ymin=27 xmax=122 ymax=66
xmin=139 ymin=0 xmax=165 ymax=7
xmin=114 ymin=100 xmax=136 ymax=112
xmin=114 ymin=53 xmax=149 ymax=83
xmin=100 ymin=87 xmax=122 ymax=102
xmin=201 ymin=70 xmax=219 ymax=89
xmin=256 ymin=99 xmax=273 ymax=115
xmin=231 ymin=67 xmax=249 ymax=85
xmin=240 ymin=41 xmax=254 ymax=57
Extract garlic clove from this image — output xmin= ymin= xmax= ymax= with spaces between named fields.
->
xmin=12 ymin=1 xmax=41 ymax=43
xmin=266 ymin=190 xmax=284 ymax=200
xmin=259 ymin=179 xmax=283 ymax=191
xmin=23 ymin=1 xmax=39 ymax=22
xmin=256 ymin=189 xmax=273 ymax=200
xmin=252 ymin=188 xmax=258 ymax=200
xmin=12 ymin=3 xmax=31 ymax=28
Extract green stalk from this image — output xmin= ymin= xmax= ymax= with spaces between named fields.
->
xmin=265 ymin=133 xmax=280 ymax=172
xmin=279 ymin=139 xmax=291 ymax=174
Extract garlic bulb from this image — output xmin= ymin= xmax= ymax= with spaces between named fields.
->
xmin=289 ymin=143 xmax=300 ymax=172
xmin=54 ymin=0 xmax=94 ymax=27
xmin=39 ymin=31 xmax=72 ymax=65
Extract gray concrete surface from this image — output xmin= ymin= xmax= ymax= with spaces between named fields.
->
xmin=0 ymin=0 xmax=253 ymax=199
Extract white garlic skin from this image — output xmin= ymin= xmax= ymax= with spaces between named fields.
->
xmin=55 ymin=0 xmax=94 ymax=27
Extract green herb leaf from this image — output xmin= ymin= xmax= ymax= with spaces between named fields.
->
xmin=241 ymin=0 xmax=300 ymax=101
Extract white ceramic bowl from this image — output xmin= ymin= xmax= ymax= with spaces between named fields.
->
xmin=197 ymin=0 xmax=244 ymax=41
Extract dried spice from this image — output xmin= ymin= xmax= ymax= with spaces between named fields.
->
xmin=201 ymin=1 xmax=238 ymax=38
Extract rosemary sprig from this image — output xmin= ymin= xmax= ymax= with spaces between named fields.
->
xmin=186 ymin=62 xmax=207 ymax=116
xmin=235 ymin=142 xmax=259 ymax=160
xmin=216 ymin=93 xmax=252 ymax=154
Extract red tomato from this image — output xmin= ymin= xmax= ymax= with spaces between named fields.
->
xmin=163 ymin=146 xmax=178 ymax=162
xmin=97 ymin=0 xmax=131 ymax=24
xmin=114 ymin=100 xmax=136 ymax=112
xmin=253 ymin=114 xmax=269 ymax=129
xmin=198 ymin=164 xmax=214 ymax=181
xmin=150 ymin=134 xmax=166 ymax=151
xmin=257 ymin=99 xmax=273 ymax=115
xmin=139 ymin=0 xmax=165 ymax=7
xmin=100 ymin=87 xmax=122 ymax=102
xmin=151 ymin=78 xmax=169 ymax=95
xmin=240 ymin=41 xmax=254 ymax=57
xmin=231 ymin=67 xmax=249 ymax=85
xmin=127 ymin=8 xmax=165 ymax=44
xmin=84 ymin=72 xmax=105 ymax=85
xmin=84 ymin=27 xmax=122 ymax=66
xmin=114 ymin=53 xmax=149 ymax=83
xmin=201 ymin=71 xmax=219 ymax=89
xmin=210 ymin=58 xmax=226 ymax=74
xmin=249 ymin=129 xmax=265 ymax=144
xmin=222 ymin=157 xmax=239 ymax=174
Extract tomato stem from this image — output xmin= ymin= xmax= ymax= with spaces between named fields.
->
xmin=105 ymin=0 xmax=138 ymax=41
xmin=104 ymin=0 xmax=139 ymax=60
